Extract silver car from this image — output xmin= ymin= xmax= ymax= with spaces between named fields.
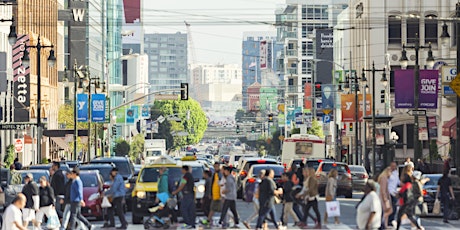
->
xmin=3 ymin=170 xmax=50 ymax=208
xmin=348 ymin=165 xmax=369 ymax=191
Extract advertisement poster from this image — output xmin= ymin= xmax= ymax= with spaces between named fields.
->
xmin=395 ymin=69 xmax=439 ymax=108
xmin=141 ymin=104 xmax=150 ymax=118
xmin=76 ymin=94 xmax=88 ymax=122
xmin=91 ymin=94 xmax=106 ymax=122
xmin=427 ymin=116 xmax=438 ymax=139
xmin=321 ymin=84 xmax=335 ymax=110
xmin=115 ymin=106 xmax=126 ymax=124
xmin=259 ymin=40 xmax=267 ymax=69
xmin=13 ymin=35 xmax=30 ymax=122
xmin=341 ymin=94 xmax=371 ymax=122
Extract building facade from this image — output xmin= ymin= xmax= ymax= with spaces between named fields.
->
xmin=144 ymin=32 xmax=188 ymax=93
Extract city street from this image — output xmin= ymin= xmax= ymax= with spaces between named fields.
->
xmin=75 ymin=192 xmax=460 ymax=229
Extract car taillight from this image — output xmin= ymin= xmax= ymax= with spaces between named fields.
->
xmin=361 ymin=174 xmax=369 ymax=179
xmin=240 ymin=170 xmax=247 ymax=177
xmin=347 ymin=168 xmax=351 ymax=174
xmin=257 ymin=160 xmax=266 ymax=163
xmin=318 ymin=159 xmax=323 ymax=163
xmin=283 ymin=163 xmax=287 ymax=171
xmin=248 ymin=178 xmax=255 ymax=183
xmin=422 ymin=189 xmax=427 ymax=196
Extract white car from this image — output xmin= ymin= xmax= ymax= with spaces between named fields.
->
xmin=176 ymin=160 xmax=207 ymax=209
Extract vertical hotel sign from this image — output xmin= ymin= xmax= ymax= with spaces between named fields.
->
xmin=259 ymin=40 xmax=267 ymax=69
xmin=13 ymin=35 xmax=30 ymax=122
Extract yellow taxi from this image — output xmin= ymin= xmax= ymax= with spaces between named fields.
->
xmin=131 ymin=156 xmax=182 ymax=224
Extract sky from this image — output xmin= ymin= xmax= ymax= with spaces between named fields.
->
xmin=142 ymin=0 xmax=284 ymax=65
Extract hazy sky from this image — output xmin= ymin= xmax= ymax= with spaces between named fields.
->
xmin=142 ymin=0 xmax=283 ymax=65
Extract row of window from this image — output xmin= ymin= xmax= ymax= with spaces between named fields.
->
xmin=147 ymin=43 xmax=187 ymax=48
xmin=301 ymin=23 xmax=329 ymax=38
xmin=388 ymin=16 xmax=438 ymax=44
xmin=301 ymin=5 xmax=328 ymax=20
xmin=150 ymin=79 xmax=185 ymax=85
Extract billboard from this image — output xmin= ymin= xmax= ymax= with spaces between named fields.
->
xmin=91 ymin=94 xmax=106 ymax=122
xmin=341 ymin=94 xmax=371 ymax=122
xmin=321 ymin=84 xmax=335 ymax=110
xmin=77 ymin=94 xmax=88 ymax=122
xmin=259 ymin=40 xmax=267 ymax=69
xmin=12 ymin=35 xmax=30 ymax=122
xmin=441 ymin=66 xmax=456 ymax=96
xmin=304 ymin=84 xmax=312 ymax=111
xmin=315 ymin=29 xmax=333 ymax=84
xmin=394 ymin=69 xmax=439 ymax=108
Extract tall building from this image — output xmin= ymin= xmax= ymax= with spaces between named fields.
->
xmin=144 ymin=32 xmax=188 ymax=93
xmin=242 ymin=31 xmax=277 ymax=110
xmin=276 ymin=0 xmax=348 ymax=109
xmin=107 ymin=0 xmax=124 ymax=108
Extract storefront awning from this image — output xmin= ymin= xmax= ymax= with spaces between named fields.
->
xmin=442 ymin=117 xmax=456 ymax=138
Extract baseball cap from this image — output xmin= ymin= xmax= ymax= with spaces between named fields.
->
xmin=24 ymin=173 xmax=33 ymax=179
xmin=413 ymin=170 xmax=422 ymax=180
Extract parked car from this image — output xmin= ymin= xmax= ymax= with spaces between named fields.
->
xmin=79 ymin=170 xmax=105 ymax=219
xmin=79 ymin=164 xmax=115 ymax=185
xmin=90 ymin=157 xmax=135 ymax=210
xmin=242 ymin=164 xmax=285 ymax=201
xmin=236 ymin=157 xmax=278 ymax=198
xmin=134 ymin=164 xmax=142 ymax=177
xmin=421 ymin=174 xmax=441 ymax=215
xmin=348 ymin=165 xmax=369 ymax=191
xmin=60 ymin=161 xmax=81 ymax=169
xmin=316 ymin=161 xmax=353 ymax=198
xmin=27 ymin=163 xmax=70 ymax=172
xmin=4 ymin=170 xmax=50 ymax=208
xmin=306 ymin=158 xmax=334 ymax=171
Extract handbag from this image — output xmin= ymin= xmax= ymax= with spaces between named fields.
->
xmin=325 ymin=195 xmax=333 ymax=202
xmin=46 ymin=210 xmax=60 ymax=229
xmin=274 ymin=195 xmax=282 ymax=204
xmin=101 ymin=196 xmax=112 ymax=208
xmin=325 ymin=201 xmax=341 ymax=217
xmin=432 ymin=199 xmax=441 ymax=215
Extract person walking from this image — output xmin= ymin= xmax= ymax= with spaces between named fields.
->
xmin=203 ymin=163 xmax=222 ymax=226
xmin=356 ymin=180 xmax=382 ymax=230
xmin=387 ymin=161 xmax=400 ymax=226
xmin=243 ymin=170 xmax=265 ymax=229
xmin=50 ymin=162 xmax=65 ymax=217
xmin=68 ymin=168 xmax=92 ymax=230
xmin=218 ymin=166 xmax=239 ymax=228
xmin=157 ymin=167 xmax=170 ymax=195
xmin=296 ymin=167 xmax=321 ymax=229
xmin=378 ymin=167 xmax=393 ymax=229
xmin=21 ymin=173 xmax=39 ymax=229
xmin=35 ymin=176 xmax=57 ymax=228
xmin=60 ymin=172 xmax=78 ymax=230
xmin=2 ymin=193 xmax=27 ymax=230
xmin=255 ymin=169 xmax=283 ymax=230
xmin=437 ymin=169 xmax=455 ymax=223
xmin=324 ymin=168 xmax=340 ymax=225
xmin=201 ymin=170 xmax=212 ymax=219
xmin=103 ymin=168 xmax=128 ymax=229
xmin=396 ymin=164 xmax=422 ymax=230
xmin=281 ymin=172 xmax=299 ymax=227
xmin=172 ymin=165 xmax=196 ymax=229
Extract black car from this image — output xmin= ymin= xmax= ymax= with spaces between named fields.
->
xmin=90 ymin=157 xmax=135 ymax=210
xmin=27 ymin=163 xmax=70 ymax=172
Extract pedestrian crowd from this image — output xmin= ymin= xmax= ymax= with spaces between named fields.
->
xmin=1 ymin=162 xmax=129 ymax=230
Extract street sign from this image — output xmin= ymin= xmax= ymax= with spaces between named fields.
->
xmin=0 ymin=123 xmax=34 ymax=130
xmin=406 ymin=109 xmax=427 ymax=116
xmin=14 ymin=139 xmax=23 ymax=153
xmin=449 ymin=73 xmax=460 ymax=97
xmin=322 ymin=114 xmax=331 ymax=123
xmin=154 ymin=94 xmax=179 ymax=100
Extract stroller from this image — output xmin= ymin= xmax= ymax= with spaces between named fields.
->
xmin=144 ymin=193 xmax=177 ymax=229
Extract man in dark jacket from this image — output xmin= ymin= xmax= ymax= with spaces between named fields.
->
xmin=256 ymin=169 xmax=282 ymax=229
xmin=51 ymin=161 xmax=65 ymax=217
xmin=21 ymin=173 xmax=39 ymax=228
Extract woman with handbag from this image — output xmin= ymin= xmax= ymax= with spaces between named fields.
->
xmin=36 ymin=176 xmax=60 ymax=230
xmin=324 ymin=169 xmax=339 ymax=225
xmin=378 ymin=167 xmax=392 ymax=229
xmin=296 ymin=167 xmax=321 ymax=229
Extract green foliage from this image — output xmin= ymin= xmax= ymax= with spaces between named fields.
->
xmin=4 ymin=145 xmax=15 ymax=168
xmin=114 ymin=139 xmax=130 ymax=157
xmin=57 ymin=104 xmax=87 ymax=153
xmin=428 ymin=139 xmax=439 ymax=163
xmin=129 ymin=134 xmax=145 ymax=161
xmin=151 ymin=98 xmax=207 ymax=150
xmin=307 ymin=119 xmax=324 ymax=138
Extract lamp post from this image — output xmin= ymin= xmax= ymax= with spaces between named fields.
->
xmin=343 ymin=71 xmax=366 ymax=165
xmin=21 ymin=36 xmax=56 ymax=163
xmin=399 ymin=35 xmax=434 ymax=166
xmin=363 ymin=62 xmax=388 ymax=174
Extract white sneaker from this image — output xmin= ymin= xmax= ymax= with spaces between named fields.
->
xmin=391 ymin=220 xmax=397 ymax=228
xmin=417 ymin=218 xmax=421 ymax=226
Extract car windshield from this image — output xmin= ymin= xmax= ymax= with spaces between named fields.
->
xmin=139 ymin=167 xmax=183 ymax=184
xmin=424 ymin=175 xmax=442 ymax=186
xmin=80 ymin=167 xmax=112 ymax=182
xmin=80 ymin=174 xmax=98 ymax=187
xmin=248 ymin=160 xmax=277 ymax=169
xmin=91 ymin=161 xmax=132 ymax=178
xmin=146 ymin=150 xmax=162 ymax=157
xmin=350 ymin=166 xmax=366 ymax=172
xmin=234 ymin=155 xmax=243 ymax=162
xmin=306 ymin=161 xmax=322 ymax=170
xmin=191 ymin=166 xmax=204 ymax=180
xmin=16 ymin=172 xmax=48 ymax=185
xmin=321 ymin=163 xmax=349 ymax=174
xmin=252 ymin=166 xmax=284 ymax=176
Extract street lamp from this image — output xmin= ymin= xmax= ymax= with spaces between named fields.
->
xmin=363 ymin=62 xmax=388 ymax=174
xmin=21 ymin=36 xmax=56 ymax=163
xmin=399 ymin=35 xmax=434 ymax=167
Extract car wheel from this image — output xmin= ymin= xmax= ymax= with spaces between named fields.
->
xmin=345 ymin=190 xmax=353 ymax=198
xmin=132 ymin=214 xmax=143 ymax=224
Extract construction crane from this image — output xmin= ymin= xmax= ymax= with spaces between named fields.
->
xmin=184 ymin=21 xmax=197 ymax=65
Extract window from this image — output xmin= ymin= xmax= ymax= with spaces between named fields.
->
xmin=425 ymin=15 xmax=438 ymax=44
xmin=302 ymin=42 xmax=307 ymax=56
xmin=388 ymin=16 xmax=401 ymax=44
xmin=302 ymin=23 xmax=307 ymax=38
xmin=302 ymin=5 xmax=307 ymax=20
xmin=307 ymin=42 xmax=314 ymax=56
xmin=302 ymin=60 xmax=307 ymax=74
xmin=307 ymin=8 xmax=313 ymax=19
xmin=407 ymin=17 xmax=420 ymax=44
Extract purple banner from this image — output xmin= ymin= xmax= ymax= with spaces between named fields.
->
xmin=394 ymin=70 xmax=415 ymax=108
xmin=394 ymin=69 xmax=439 ymax=109
xmin=419 ymin=70 xmax=438 ymax=109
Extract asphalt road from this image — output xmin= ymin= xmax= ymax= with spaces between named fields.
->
xmin=68 ymin=192 xmax=460 ymax=230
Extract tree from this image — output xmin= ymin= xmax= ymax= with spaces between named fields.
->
xmin=151 ymin=98 xmax=207 ymax=150
xmin=3 ymin=145 xmax=14 ymax=168
xmin=114 ymin=139 xmax=130 ymax=157
xmin=129 ymin=134 xmax=145 ymax=161
xmin=57 ymin=104 xmax=88 ymax=154
xmin=307 ymin=119 xmax=324 ymax=138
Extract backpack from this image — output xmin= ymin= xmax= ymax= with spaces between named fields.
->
xmin=399 ymin=182 xmax=413 ymax=206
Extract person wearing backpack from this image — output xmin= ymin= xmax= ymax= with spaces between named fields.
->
xmin=243 ymin=170 xmax=265 ymax=229
xmin=396 ymin=165 xmax=422 ymax=230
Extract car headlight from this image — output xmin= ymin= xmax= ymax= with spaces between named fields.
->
xmin=125 ymin=183 xmax=131 ymax=189
xmin=197 ymin=185 xmax=205 ymax=193
xmin=88 ymin=193 xmax=100 ymax=201
xmin=136 ymin=191 xmax=146 ymax=199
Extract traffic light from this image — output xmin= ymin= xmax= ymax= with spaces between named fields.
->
xmin=314 ymin=82 xmax=322 ymax=98
xmin=380 ymin=90 xmax=385 ymax=103
xmin=180 ymin=83 xmax=189 ymax=100
xmin=268 ymin=113 xmax=274 ymax=122
xmin=236 ymin=125 xmax=240 ymax=134
xmin=112 ymin=125 xmax=117 ymax=136
xmin=251 ymin=127 xmax=255 ymax=133
xmin=349 ymin=122 xmax=353 ymax=132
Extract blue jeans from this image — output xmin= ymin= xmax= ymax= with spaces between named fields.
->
xmin=442 ymin=196 xmax=452 ymax=221
xmin=68 ymin=202 xmax=91 ymax=230
xmin=388 ymin=195 xmax=398 ymax=225
xmin=293 ymin=203 xmax=302 ymax=221
xmin=180 ymin=193 xmax=196 ymax=226
xmin=256 ymin=204 xmax=278 ymax=229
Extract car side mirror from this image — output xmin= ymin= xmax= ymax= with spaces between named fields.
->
xmin=129 ymin=176 xmax=137 ymax=184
